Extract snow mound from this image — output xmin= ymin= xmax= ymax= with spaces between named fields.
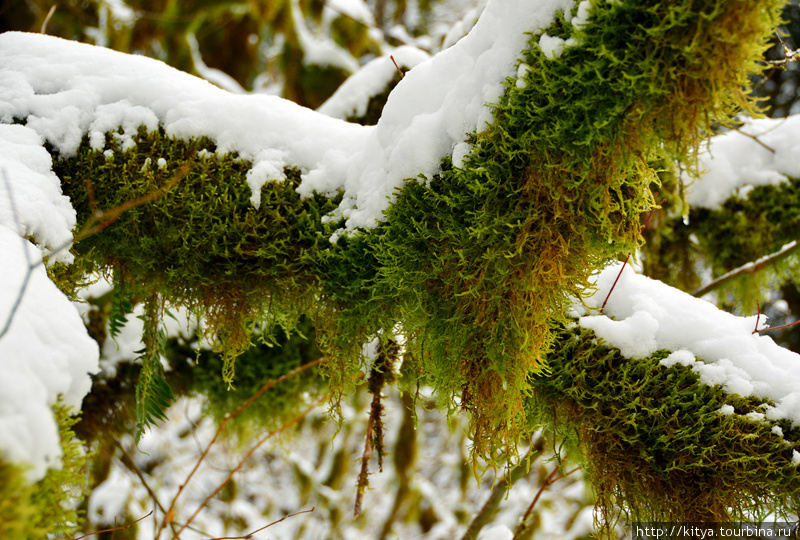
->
xmin=688 ymin=115 xmax=800 ymax=209
xmin=0 ymin=226 xmax=98 ymax=480
xmin=0 ymin=0 xmax=575 ymax=235
xmin=0 ymin=124 xmax=76 ymax=263
xmin=580 ymin=264 xmax=800 ymax=426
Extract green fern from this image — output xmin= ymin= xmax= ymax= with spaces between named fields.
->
xmin=109 ymin=270 xmax=135 ymax=341
xmin=134 ymin=296 xmax=174 ymax=443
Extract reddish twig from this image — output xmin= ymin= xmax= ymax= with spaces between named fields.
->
xmin=156 ymin=358 xmax=325 ymax=539
xmin=170 ymin=396 xmax=327 ymax=539
xmin=513 ymin=462 xmax=580 ymax=539
xmin=601 ymin=198 xmax=666 ymax=311
xmin=755 ymin=318 xmax=800 ymax=335
xmin=390 ymin=55 xmax=405 ymax=79
xmin=74 ymin=164 xmax=189 ymax=243
xmin=71 ymin=511 xmax=153 ymax=540
xmin=754 ymin=302 xmax=762 ymax=333
xmin=202 ymin=507 xmax=315 ymax=539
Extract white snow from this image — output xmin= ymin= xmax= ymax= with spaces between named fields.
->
xmin=0 ymin=0 xmax=575 ymax=237
xmin=323 ymin=0 xmax=376 ymax=26
xmin=479 ymin=524 xmax=514 ymax=539
xmin=317 ymin=46 xmax=430 ymax=121
xmin=0 ymin=226 xmax=99 ymax=480
xmin=580 ymin=264 xmax=800 ymax=427
xmin=688 ymin=115 xmax=800 ymax=209
xmin=0 ymin=125 xmax=77 ymax=263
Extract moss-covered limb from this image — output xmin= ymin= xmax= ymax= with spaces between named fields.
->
xmin=641 ymin=177 xmax=800 ymax=305
xmin=364 ymin=0 xmax=782 ymax=454
xmin=46 ymin=0 xmax=783 ymax=458
xmin=529 ymin=325 xmax=800 ymax=524
xmin=53 ymin=128 xmax=343 ymax=351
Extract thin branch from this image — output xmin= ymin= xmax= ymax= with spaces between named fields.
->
xmin=40 ymin=5 xmax=56 ymax=34
xmin=73 ymin=163 xmax=190 ymax=244
xmin=460 ymin=441 xmax=544 ymax=540
xmin=0 ymin=168 xmax=36 ymax=341
xmin=754 ymin=301 xmax=762 ymax=334
xmin=693 ymin=240 xmax=800 ymax=298
xmin=171 ymin=396 xmax=327 ymax=539
xmin=732 ymin=127 xmax=776 ymax=153
xmin=113 ymin=437 xmax=195 ymax=537
xmin=755 ymin=318 xmax=800 ymax=335
xmin=354 ymin=404 xmax=376 ymax=518
xmin=390 ymin=55 xmax=406 ymax=79
xmin=71 ymin=511 xmax=153 ymax=540
xmin=0 ymin=164 xmax=188 ymax=342
xmin=601 ymin=198 xmax=666 ymax=311
xmin=763 ymin=33 xmax=800 ymax=68
xmin=202 ymin=507 xmax=315 ymax=539
xmin=156 ymin=357 xmax=325 ymax=539
xmin=512 ymin=462 xmax=580 ymax=539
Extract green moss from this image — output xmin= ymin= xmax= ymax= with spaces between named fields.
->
xmin=0 ymin=405 xmax=90 ymax=539
xmin=358 ymin=0 xmax=783 ymax=454
xmin=641 ymin=176 xmax=800 ymax=308
xmin=55 ymin=128 xmax=341 ymax=354
xmin=530 ymin=325 xmax=800 ymax=524
xmin=178 ymin=315 xmax=327 ymax=433
xmin=44 ymin=0 xmax=783 ymax=459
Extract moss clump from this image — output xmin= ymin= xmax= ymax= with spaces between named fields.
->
xmin=353 ymin=0 xmax=783 ymax=455
xmin=530 ymin=325 xmax=800 ymax=525
xmin=175 ymin=315 xmax=327 ymax=433
xmin=55 ymin=127 xmax=342 ymax=356
xmin=0 ymin=405 xmax=90 ymax=539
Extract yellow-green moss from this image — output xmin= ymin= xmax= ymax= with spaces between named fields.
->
xmin=0 ymin=405 xmax=90 ymax=539
xmin=530 ymin=325 xmax=800 ymax=525
xmin=44 ymin=0 xmax=784 ymax=460
xmin=641 ymin=176 xmax=800 ymax=308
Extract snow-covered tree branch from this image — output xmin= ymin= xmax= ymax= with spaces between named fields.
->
xmin=2 ymin=0 xmax=800 ymax=536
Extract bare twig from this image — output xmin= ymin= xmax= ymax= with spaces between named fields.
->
xmin=113 ymin=438 xmax=199 ymax=537
xmin=390 ymin=55 xmax=406 ymax=79
xmin=601 ymin=198 xmax=666 ymax=311
xmin=460 ymin=440 xmax=544 ymax=540
xmin=156 ymin=357 xmax=325 ymax=539
xmin=170 ymin=396 xmax=327 ymax=539
xmin=513 ymin=462 xmax=580 ymax=539
xmin=202 ymin=507 xmax=315 ymax=539
xmin=0 ymin=164 xmax=188 ymax=341
xmin=693 ymin=240 xmax=800 ymax=298
xmin=732 ymin=127 xmax=776 ymax=153
xmin=0 ymin=168 xmax=36 ymax=341
xmin=754 ymin=301 xmax=762 ymax=334
xmin=763 ymin=33 xmax=800 ymax=68
xmin=71 ymin=511 xmax=153 ymax=540
xmin=755 ymin=318 xmax=800 ymax=335
xmin=74 ymin=164 xmax=189 ymax=243
xmin=40 ymin=5 xmax=57 ymax=34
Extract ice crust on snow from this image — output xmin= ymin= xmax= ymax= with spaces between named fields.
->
xmin=0 ymin=226 xmax=98 ymax=480
xmin=688 ymin=115 xmax=800 ymax=209
xmin=580 ymin=264 xmax=800 ymax=427
xmin=0 ymin=0 xmax=575 ymax=236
